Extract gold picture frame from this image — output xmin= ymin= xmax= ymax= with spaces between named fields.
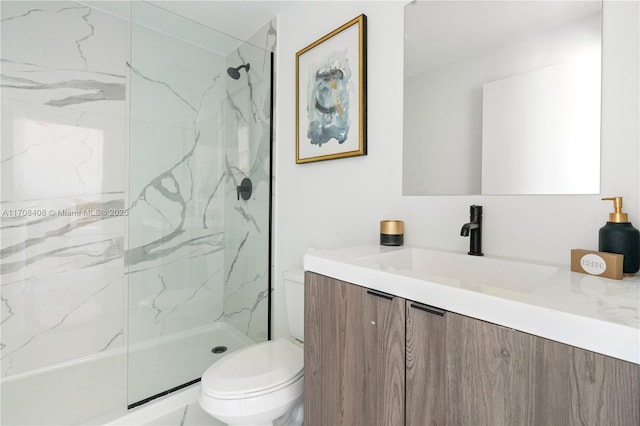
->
xmin=296 ymin=14 xmax=367 ymax=164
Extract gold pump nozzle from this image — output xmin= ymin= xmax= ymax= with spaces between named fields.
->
xmin=602 ymin=197 xmax=629 ymax=223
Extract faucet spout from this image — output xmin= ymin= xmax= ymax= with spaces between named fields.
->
xmin=460 ymin=222 xmax=479 ymax=237
xmin=460 ymin=205 xmax=483 ymax=256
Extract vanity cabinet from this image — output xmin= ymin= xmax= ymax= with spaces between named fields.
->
xmin=305 ymin=272 xmax=640 ymax=426
xmin=304 ymin=272 xmax=405 ymax=425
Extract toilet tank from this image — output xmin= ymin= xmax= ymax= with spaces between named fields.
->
xmin=283 ymin=270 xmax=304 ymax=341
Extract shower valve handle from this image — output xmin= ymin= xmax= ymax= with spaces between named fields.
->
xmin=237 ymin=177 xmax=252 ymax=201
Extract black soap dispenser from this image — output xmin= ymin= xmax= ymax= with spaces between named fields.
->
xmin=599 ymin=197 xmax=640 ymax=276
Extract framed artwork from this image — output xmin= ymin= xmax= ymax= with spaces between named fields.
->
xmin=296 ymin=14 xmax=367 ymax=164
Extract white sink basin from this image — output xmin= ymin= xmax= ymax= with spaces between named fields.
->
xmin=360 ymin=247 xmax=559 ymax=293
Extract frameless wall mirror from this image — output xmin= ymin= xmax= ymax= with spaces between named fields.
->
xmin=403 ymin=1 xmax=602 ymax=195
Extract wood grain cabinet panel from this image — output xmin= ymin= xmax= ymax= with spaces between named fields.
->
xmin=406 ymin=301 xmax=447 ymax=426
xmin=446 ymin=312 xmax=538 ymax=425
xmin=305 ymin=272 xmax=640 ymax=426
xmin=535 ymin=337 xmax=640 ymax=426
xmin=445 ymin=313 xmax=640 ymax=426
xmin=362 ymin=288 xmax=405 ymax=426
xmin=304 ymin=271 xmax=363 ymax=426
xmin=304 ymin=272 xmax=405 ymax=426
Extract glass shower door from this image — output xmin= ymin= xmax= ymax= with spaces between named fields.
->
xmin=127 ymin=2 xmax=271 ymax=406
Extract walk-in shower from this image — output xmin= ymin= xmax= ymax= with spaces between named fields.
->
xmin=0 ymin=1 xmax=273 ymax=424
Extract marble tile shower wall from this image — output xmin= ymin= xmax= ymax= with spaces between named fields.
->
xmin=126 ymin=8 xmax=230 ymax=351
xmin=1 ymin=1 xmax=128 ymax=378
xmin=127 ymin=9 xmax=274 ymax=350
xmin=222 ymin=43 xmax=273 ymax=342
xmin=1 ymin=0 xmax=273 ymax=385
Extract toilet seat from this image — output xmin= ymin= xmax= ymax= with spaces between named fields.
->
xmin=201 ymin=338 xmax=303 ymax=400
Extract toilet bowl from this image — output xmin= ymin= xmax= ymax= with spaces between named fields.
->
xmin=199 ymin=270 xmax=305 ymax=426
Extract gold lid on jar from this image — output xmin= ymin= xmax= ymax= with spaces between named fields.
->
xmin=380 ymin=220 xmax=404 ymax=235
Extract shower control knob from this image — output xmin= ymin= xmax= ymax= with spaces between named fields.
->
xmin=236 ymin=177 xmax=252 ymax=201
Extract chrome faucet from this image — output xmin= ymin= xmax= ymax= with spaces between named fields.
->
xmin=460 ymin=205 xmax=484 ymax=256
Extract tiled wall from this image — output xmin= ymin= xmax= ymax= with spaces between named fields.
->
xmin=1 ymin=0 xmax=128 ymax=379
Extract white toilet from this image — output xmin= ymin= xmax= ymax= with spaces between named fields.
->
xmin=199 ymin=270 xmax=305 ymax=426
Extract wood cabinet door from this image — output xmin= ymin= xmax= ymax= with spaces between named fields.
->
xmin=304 ymin=272 xmax=405 ymax=426
xmin=362 ymin=288 xmax=406 ymax=426
xmin=534 ymin=335 xmax=640 ymax=426
xmin=406 ymin=301 xmax=447 ymax=426
xmin=446 ymin=312 xmax=640 ymax=426
xmin=446 ymin=312 xmax=538 ymax=426
xmin=304 ymin=272 xmax=363 ymax=426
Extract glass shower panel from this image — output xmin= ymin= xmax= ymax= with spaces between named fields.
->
xmin=1 ymin=1 xmax=128 ymax=424
xmin=127 ymin=2 xmax=271 ymax=406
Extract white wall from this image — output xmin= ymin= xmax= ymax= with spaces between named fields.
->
xmin=273 ymin=1 xmax=639 ymax=337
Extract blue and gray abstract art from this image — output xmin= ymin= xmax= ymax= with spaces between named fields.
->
xmin=307 ymin=52 xmax=351 ymax=146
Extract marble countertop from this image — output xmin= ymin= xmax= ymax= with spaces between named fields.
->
xmin=303 ymin=245 xmax=640 ymax=364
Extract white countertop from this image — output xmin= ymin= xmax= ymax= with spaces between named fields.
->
xmin=303 ymin=245 xmax=640 ymax=364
